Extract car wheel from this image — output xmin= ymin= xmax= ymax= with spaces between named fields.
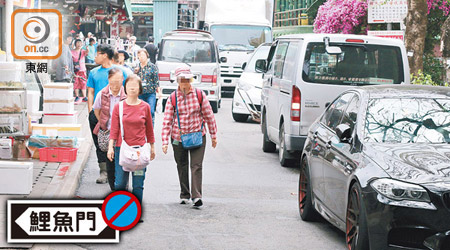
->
xmin=299 ymin=157 xmax=319 ymax=221
xmin=210 ymin=101 xmax=218 ymax=113
xmin=232 ymin=112 xmax=249 ymax=122
xmin=346 ymin=183 xmax=370 ymax=250
xmin=262 ymin=112 xmax=276 ymax=152
xmin=279 ymin=123 xmax=295 ymax=167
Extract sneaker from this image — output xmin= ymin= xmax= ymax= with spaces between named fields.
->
xmin=74 ymin=97 xmax=83 ymax=105
xmin=192 ymin=198 xmax=203 ymax=208
xmin=180 ymin=199 xmax=189 ymax=205
xmin=82 ymin=97 xmax=88 ymax=102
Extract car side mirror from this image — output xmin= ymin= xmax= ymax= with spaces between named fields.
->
xmin=325 ymin=102 xmax=330 ymax=108
xmin=255 ymin=59 xmax=267 ymax=73
xmin=336 ymin=124 xmax=352 ymax=143
xmin=242 ymin=62 xmax=247 ymax=70
xmin=169 ymin=70 xmax=176 ymax=83
xmin=220 ymin=57 xmax=227 ymax=63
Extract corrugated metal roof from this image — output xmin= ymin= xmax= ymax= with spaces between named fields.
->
xmin=153 ymin=0 xmax=178 ymax=44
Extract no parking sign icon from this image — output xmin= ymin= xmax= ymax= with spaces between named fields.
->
xmin=102 ymin=191 xmax=142 ymax=231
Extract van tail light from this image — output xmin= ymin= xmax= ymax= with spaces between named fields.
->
xmin=212 ymin=74 xmax=217 ymax=85
xmin=201 ymin=75 xmax=218 ymax=86
xmin=159 ymin=73 xmax=170 ymax=81
xmin=291 ymin=86 xmax=301 ymax=122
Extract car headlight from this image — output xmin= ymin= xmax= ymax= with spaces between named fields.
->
xmin=370 ymin=178 xmax=430 ymax=202
xmin=238 ymin=80 xmax=254 ymax=92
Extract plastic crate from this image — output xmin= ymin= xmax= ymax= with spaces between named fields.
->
xmin=39 ymin=147 xmax=78 ymax=162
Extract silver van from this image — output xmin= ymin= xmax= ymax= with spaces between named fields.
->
xmin=257 ymin=34 xmax=410 ymax=167
xmin=157 ymin=29 xmax=221 ymax=113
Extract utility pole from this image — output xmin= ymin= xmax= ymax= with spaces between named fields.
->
xmin=5 ymin=0 xmax=13 ymax=62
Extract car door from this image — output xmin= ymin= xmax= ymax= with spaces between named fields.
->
xmin=308 ymin=102 xmax=339 ymax=203
xmin=320 ymin=93 xmax=354 ymax=218
xmin=280 ymin=41 xmax=300 ymax=136
xmin=266 ymin=41 xmax=289 ymax=143
xmin=262 ymin=41 xmax=277 ymax=134
xmin=325 ymin=95 xmax=361 ymax=221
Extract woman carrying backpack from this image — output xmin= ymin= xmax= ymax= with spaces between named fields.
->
xmin=161 ymin=66 xmax=218 ymax=208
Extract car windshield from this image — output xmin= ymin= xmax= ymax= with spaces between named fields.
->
xmin=160 ymin=40 xmax=215 ymax=63
xmin=210 ymin=25 xmax=272 ymax=51
xmin=364 ymin=98 xmax=450 ymax=143
xmin=302 ymin=43 xmax=404 ymax=85
xmin=244 ymin=45 xmax=270 ymax=73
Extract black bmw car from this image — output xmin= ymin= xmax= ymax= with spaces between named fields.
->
xmin=299 ymin=85 xmax=450 ymax=250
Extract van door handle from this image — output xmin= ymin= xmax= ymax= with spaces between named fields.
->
xmin=269 ymin=77 xmax=273 ymax=86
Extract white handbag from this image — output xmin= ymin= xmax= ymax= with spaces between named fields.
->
xmin=118 ymin=101 xmax=151 ymax=172
xmin=156 ymin=98 xmax=163 ymax=114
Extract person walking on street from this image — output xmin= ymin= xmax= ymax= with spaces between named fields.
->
xmin=92 ymin=68 xmax=127 ymax=191
xmin=71 ymin=39 xmax=88 ymax=102
xmin=54 ymin=34 xmax=74 ymax=82
xmin=162 ymin=66 xmax=218 ymax=208
xmin=135 ymin=49 xmax=161 ymax=125
xmin=113 ymin=50 xmax=132 ymax=71
xmin=126 ymin=36 xmax=141 ymax=65
xmin=87 ymin=44 xmax=128 ymax=184
xmin=144 ymin=36 xmax=158 ymax=64
xmin=108 ymin=74 xmax=156 ymax=208
xmin=86 ymin=38 xmax=97 ymax=64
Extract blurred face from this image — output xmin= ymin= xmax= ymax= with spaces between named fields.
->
xmin=65 ymin=36 xmax=72 ymax=45
xmin=178 ymin=77 xmax=191 ymax=89
xmin=95 ymin=51 xmax=108 ymax=64
xmin=109 ymin=73 xmax=123 ymax=94
xmin=126 ymin=79 xmax=140 ymax=98
xmin=118 ymin=53 xmax=125 ymax=64
xmin=138 ymin=52 xmax=148 ymax=63
xmin=75 ymin=41 xmax=82 ymax=49
xmin=130 ymin=38 xmax=136 ymax=45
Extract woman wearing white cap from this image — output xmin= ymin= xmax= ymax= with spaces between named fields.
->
xmin=161 ymin=66 xmax=218 ymax=208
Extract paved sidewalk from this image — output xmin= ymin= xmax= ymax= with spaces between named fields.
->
xmin=0 ymin=103 xmax=93 ymax=249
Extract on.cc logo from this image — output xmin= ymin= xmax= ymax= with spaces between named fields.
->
xmin=23 ymin=16 xmax=50 ymax=44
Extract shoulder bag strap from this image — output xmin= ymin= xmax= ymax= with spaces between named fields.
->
xmin=119 ymin=101 xmax=125 ymax=140
xmin=195 ymin=88 xmax=204 ymax=130
xmin=174 ymin=91 xmax=184 ymax=135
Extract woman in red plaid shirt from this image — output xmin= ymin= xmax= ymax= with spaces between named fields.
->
xmin=162 ymin=66 xmax=218 ymax=208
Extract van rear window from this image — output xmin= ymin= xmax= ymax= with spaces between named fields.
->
xmin=302 ymin=43 xmax=404 ymax=85
xmin=160 ymin=40 xmax=216 ymax=63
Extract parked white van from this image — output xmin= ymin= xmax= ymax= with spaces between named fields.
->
xmin=157 ymin=29 xmax=221 ymax=113
xmin=257 ymin=34 xmax=410 ymax=166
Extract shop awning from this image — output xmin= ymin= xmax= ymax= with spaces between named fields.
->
xmin=131 ymin=4 xmax=153 ymax=13
xmin=124 ymin=0 xmax=133 ymax=19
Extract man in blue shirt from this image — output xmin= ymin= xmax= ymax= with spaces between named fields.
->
xmin=87 ymin=44 xmax=128 ymax=185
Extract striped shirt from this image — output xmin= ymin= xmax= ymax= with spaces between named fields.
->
xmin=161 ymin=87 xmax=217 ymax=145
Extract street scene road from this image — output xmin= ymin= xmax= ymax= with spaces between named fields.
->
xmin=75 ymin=99 xmax=346 ymax=250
